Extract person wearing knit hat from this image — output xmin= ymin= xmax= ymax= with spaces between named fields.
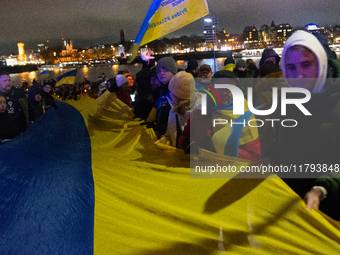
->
xmin=115 ymin=74 xmax=129 ymax=88
xmin=156 ymin=57 xmax=177 ymax=75
xmin=235 ymin=59 xmax=250 ymax=78
xmin=108 ymin=75 xmax=132 ymax=107
xmin=169 ymin=71 xmax=195 ymax=100
xmin=223 ymin=56 xmax=236 ymax=72
xmin=199 ymin=64 xmax=212 ymax=78
xmin=156 ymin=57 xmax=177 ymax=86
xmin=123 ymin=73 xmax=134 ymax=87
xmin=123 ymin=72 xmax=136 ymax=94
xmin=155 ymin=71 xmax=197 ymax=147
xmin=234 ymin=59 xmax=254 ymax=99
xmin=146 ymin=57 xmax=178 ymax=138
xmin=185 ymin=59 xmax=199 ymax=78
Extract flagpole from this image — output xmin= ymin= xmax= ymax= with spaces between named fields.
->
xmin=205 ymin=18 xmax=216 ymax=74
xmin=212 ymin=24 xmax=216 ymax=74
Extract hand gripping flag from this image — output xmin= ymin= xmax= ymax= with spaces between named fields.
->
xmin=128 ymin=0 xmax=209 ymax=63
xmin=55 ymin=69 xmax=77 ymax=87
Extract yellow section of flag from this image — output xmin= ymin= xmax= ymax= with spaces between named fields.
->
xmin=62 ymin=94 xmax=340 ymax=254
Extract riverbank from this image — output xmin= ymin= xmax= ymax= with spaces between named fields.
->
xmin=0 ymin=64 xmax=38 ymax=74
xmin=120 ymin=50 xmax=244 ymax=64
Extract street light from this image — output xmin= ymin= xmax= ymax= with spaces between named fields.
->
xmin=204 ymin=18 xmax=216 ymax=73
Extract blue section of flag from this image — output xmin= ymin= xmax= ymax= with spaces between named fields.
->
xmin=0 ymin=101 xmax=94 ymax=254
xmin=134 ymin=0 xmax=162 ymax=45
xmin=224 ymin=109 xmax=254 ymax=157
xmin=57 ymin=69 xmax=77 ymax=81
xmin=40 ymin=70 xmax=48 ymax=75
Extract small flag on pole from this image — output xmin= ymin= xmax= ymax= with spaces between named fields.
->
xmin=128 ymin=0 xmax=209 ymax=63
xmin=55 ymin=69 xmax=77 ymax=87
xmin=39 ymin=70 xmax=49 ymax=80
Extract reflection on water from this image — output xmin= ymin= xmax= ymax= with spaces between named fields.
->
xmin=10 ymin=57 xmax=261 ymax=86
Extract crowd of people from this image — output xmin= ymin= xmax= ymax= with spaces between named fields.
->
xmin=1 ymin=29 xmax=339 ymax=220
xmin=0 ymin=72 xmax=58 ymax=143
xmin=127 ymin=30 xmax=339 ymax=220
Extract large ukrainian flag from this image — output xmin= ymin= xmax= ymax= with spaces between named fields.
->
xmin=0 ymin=92 xmax=339 ymax=254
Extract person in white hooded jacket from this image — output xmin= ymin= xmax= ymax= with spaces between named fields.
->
xmin=254 ymin=30 xmax=340 ymax=221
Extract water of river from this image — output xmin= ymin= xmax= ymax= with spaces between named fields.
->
xmin=11 ymin=57 xmax=262 ymax=86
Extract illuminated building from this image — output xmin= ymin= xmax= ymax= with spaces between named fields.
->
xmin=17 ymin=42 xmax=27 ymax=65
xmin=204 ymin=16 xmax=217 ymax=47
xmin=305 ymin=23 xmax=325 ymax=35
xmin=243 ymin=26 xmax=259 ymax=49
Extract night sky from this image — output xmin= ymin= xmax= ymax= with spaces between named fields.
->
xmin=0 ymin=0 xmax=339 ymax=54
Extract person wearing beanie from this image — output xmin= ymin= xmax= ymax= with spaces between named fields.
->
xmin=235 ymin=59 xmax=247 ymax=72
xmin=253 ymin=29 xmax=340 ymax=221
xmin=185 ymin=59 xmax=199 ymax=78
xmin=155 ymin=71 xmax=197 ymax=147
xmin=233 ymin=59 xmax=255 ymax=100
xmin=123 ymin=72 xmax=136 ymax=94
xmin=156 ymin=57 xmax=177 ymax=85
xmin=223 ymin=54 xmax=236 ymax=72
xmin=108 ymin=75 xmax=132 ymax=107
xmin=146 ymin=57 xmax=178 ymax=138
xmin=156 ymin=56 xmax=177 ymax=98
xmin=199 ymin=64 xmax=212 ymax=78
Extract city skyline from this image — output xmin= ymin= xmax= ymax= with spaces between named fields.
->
xmin=0 ymin=0 xmax=339 ymax=54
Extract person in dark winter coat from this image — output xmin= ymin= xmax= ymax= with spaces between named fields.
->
xmin=223 ymin=54 xmax=236 ymax=72
xmin=234 ymin=59 xmax=254 ymax=98
xmin=258 ymin=60 xmax=280 ymax=78
xmin=254 ymin=30 xmax=340 ymax=221
xmin=185 ymin=59 xmax=199 ymax=78
xmin=146 ymin=57 xmax=177 ymax=138
xmin=43 ymin=85 xmax=57 ymax=110
xmin=246 ymin=59 xmax=259 ymax=78
xmin=133 ymin=69 xmax=154 ymax=120
xmin=28 ymin=86 xmax=45 ymax=123
xmin=0 ymin=96 xmax=20 ymax=143
xmin=0 ymin=71 xmax=29 ymax=133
